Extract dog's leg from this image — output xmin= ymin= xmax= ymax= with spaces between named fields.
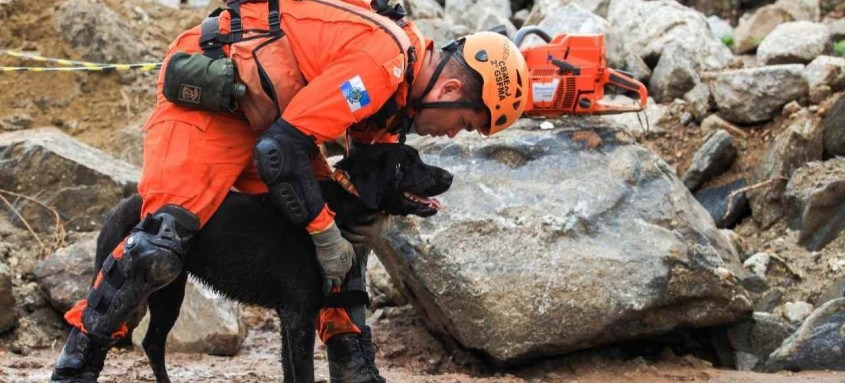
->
xmin=142 ymin=270 xmax=188 ymax=383
xmin=277 ymin=308 xmax=316 ymax=383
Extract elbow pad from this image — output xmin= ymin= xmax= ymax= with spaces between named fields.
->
xmin=254 ymin=119 xmax=326 ymax=227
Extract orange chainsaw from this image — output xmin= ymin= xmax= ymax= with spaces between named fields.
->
xmin=513 ymin=27 xmax=648 ymax=118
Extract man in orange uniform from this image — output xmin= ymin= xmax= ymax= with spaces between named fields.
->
xmin=51 ymin=0 xmax=528 ymax=382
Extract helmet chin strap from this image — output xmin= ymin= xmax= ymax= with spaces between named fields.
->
xmin=411 ymin=40 xmax=485 ymax=112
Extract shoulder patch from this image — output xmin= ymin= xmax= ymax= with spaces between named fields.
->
xmin=341 ymin=75 xmax=371 ymax=112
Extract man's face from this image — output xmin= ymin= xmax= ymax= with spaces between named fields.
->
xmin=412 ymin=107 xmax=489 ymax=138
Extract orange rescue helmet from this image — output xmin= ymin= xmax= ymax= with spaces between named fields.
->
xmin=412 ymin=32 xmax=528 ymax=136
xmin=461 ymin=32 xmax=528 ymax=135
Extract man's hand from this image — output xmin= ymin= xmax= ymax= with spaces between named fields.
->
xmin=311 ymin=222 xmax=355 ymax=294
xmin=340 ymin=213 xmax=389 ymax=246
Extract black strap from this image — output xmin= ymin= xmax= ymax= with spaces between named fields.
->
xmin=268 ymin=0 xmax=282 ymax=36
xmin=324 ymin=290 xmax=370 ymax=308
xmin=200 ymin=16 xmax=226 ymax=59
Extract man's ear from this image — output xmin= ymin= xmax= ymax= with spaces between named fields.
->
xmin=435 ymin=78 xmax=463 ymax=101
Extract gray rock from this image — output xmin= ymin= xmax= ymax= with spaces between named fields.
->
xmin=0 ymin=128 xmax=140 ymax=232
xmin=373 ymin=124 xmax=751 ymax=364
xmin=649 ymin=42 xmax=701 ymax=103
xmin=758 ymin=22 xmax=830 ymax=65
xmin=682 ymin=130 xmax=738 ymax=192
xmin=133 ymin=278 xmax=246 ymax=356
xmin=625 ymin=53 xmax=652 ymax=83
xmin=784 ymin=301 xmax=814 ymax=323
xmin=107 ymin=115 xmax=146 ymax=167
xmin=520 ymin=4 xmax=608 ymax=48
xmin=475 ymin=8 xmax=517 ymax=36
xmin=368 ymin=253 xmax=408 ymax=308
xmin=817 ymin=276 xmax=845 ymax=306
xmin=775 ymin=0 xmax=820 ymax=22
xmin=766 ymin=298 xmax=845 ymax=371
xmin=734 ymin=5 xmax=795 ymax=54
xmin=0 ymin=261 xmax=16 ymax=333
xmin=606 ymin=0 xmax=733 ymax=72
xmin=55 ymin=0 xmax=151 ymax=64
xmin=784 ymin=158 xmax=845 ymax=251
xmin=755 ymin=288 xmax=784 ymax=312
xmin=707 ymin=15 xmax=735 ymax=42
xmin=33 ymin=233 xmax=98 ymax=313
xmin=748 ymin=110 xmax=823 ymax=228
xmin=820 ymin=94 xmax=845 ymax=157
xmin=803 ymin=56 xmax=845 ymax=91
xmin=694 ymin=179 xmax=751 ymax=228
xmin=445 ymin=0 xmax=511 ymax=32
xmin=809 ymin=85 xmax=832 ymax=104
xmin=700 ymin=114 xmax=739 ymax=135
xmin=600 ymin=97 xmax=667 ymax=137
xmin=727 ymin=312 xmax=798 ymax=369
xmin=825 ymin=17 xmax=845 ymax=40
xmin=406 ymin=0 xmax=444 ymax=19
xmin=743 ymin=252 xmax=772 ymax=282
xmin=413 ymin=18 xmax=455 ymax=44
xmin=0 ymin=114 xmax=33 ymax=132
xmin=711 ymin=65 xmax=808 ymax=124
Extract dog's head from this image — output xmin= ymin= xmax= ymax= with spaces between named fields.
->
xmin=334 ymin=144 xmax=452 ymax=217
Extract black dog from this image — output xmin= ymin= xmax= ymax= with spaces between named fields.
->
xmin=94 ymin=144 xmax=452 ymax=383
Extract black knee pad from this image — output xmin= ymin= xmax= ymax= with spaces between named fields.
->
xmin=254 ymin=119 xmax=326 ymax=227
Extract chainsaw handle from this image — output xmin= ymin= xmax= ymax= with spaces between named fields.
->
xmin=513 ymin=26 xmax=552 ymax=47
xmin=593 ymin=68 xmax=648 ymax=114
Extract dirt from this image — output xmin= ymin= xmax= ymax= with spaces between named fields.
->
xmin=2 ymin=0 xmax=845 ymax=381
xmin=3 ymin=305 xmax=845 ymax=383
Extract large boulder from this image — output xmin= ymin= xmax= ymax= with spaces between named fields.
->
xmin=757 ymin=21 xmax=830 ymax=65
xmin=766 ymin=298 xmax=845 ymax=371
xmin=710 ymin=65 xmax=808 ymax=124
xmin=33 ymin=233 xmax=98 ymax=313
xmin=0 ymin=261 xmax=16 ymax=333
xmin=682 ymin=129 xmax=738 ymax=192
xmin=373 ymin=123 xmax=752 ymax=364
xmin=748 ymin=110 xmax=823 ymax=229
xmin=606 ymin=0 xmax=733 ymax=72
xmin=784 ymin=158 xmax=845 ymax=251
xmin=55 ymin=0 xmax=152 ymax=64
xmin=132 ymin=278 xmax=246 ymax=356
xmin=820 ymin=94 xmax=845 ymax=157
xmin=775 ymin=0 xmax=821 ymax=22
xmin=0 ymin=128 xmax=140 ymax=232
xmin=405 ymin=0 xmax=445 ymax=19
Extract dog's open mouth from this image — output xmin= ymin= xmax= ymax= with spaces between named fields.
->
xmin=404 ymin=192 xmax=442 ymax=210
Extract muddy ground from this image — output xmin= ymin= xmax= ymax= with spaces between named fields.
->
xmin=3 ymin=306 xmax=845 ymax=383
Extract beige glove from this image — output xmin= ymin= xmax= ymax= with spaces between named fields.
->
xmin=311 ymin=222 xmax=355 ymax=294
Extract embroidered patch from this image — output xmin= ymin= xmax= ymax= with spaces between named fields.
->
xmin=341 ymin=75 xmax=371 ymax=112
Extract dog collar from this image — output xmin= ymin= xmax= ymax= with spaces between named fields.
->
xmin=331 ymin=169 xmax=360 ymax=198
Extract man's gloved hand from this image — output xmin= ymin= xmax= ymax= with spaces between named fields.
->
xmin=311 ymin=222 xmax=355 ymax=294
xmin=340 ymin=213 xmax=389 ymax=246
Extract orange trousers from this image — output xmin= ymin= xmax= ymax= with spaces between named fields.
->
xmin=65 ymin=113 xmax=360 ymax=343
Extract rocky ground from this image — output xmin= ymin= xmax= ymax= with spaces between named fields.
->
xmin=2 ymin=0 xmax=845 ymax=382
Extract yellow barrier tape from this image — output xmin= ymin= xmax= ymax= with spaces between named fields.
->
xmin=0 ymin=50 xmax=162 ymax=72
xmin=0 ymin=63 xmax=162 ymax=72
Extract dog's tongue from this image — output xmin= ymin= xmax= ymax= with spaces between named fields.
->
xmin=422 ymin=196 xmax=442 ymax=210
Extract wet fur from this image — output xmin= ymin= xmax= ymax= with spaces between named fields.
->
xmin=94 ymin=144 xmax=451 ymax=383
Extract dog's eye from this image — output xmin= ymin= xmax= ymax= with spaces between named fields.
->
xmin=393 ymin=163 xmax=404 ymax=184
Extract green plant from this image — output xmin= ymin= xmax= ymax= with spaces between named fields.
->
xmin=721 ymin=36 xmax=735 ymax=48
xmin=835 ymin=40 xmax=845 ymax=57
